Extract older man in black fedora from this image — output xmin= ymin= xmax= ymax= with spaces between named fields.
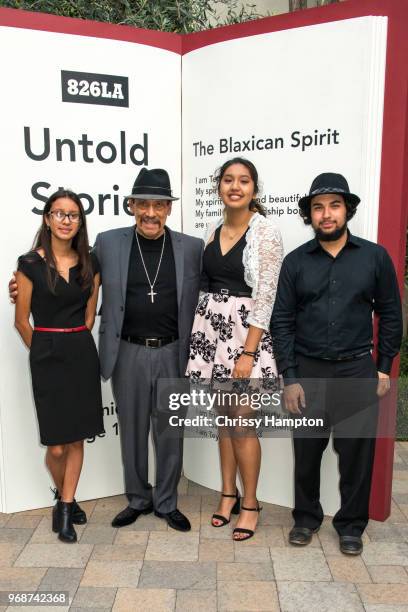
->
xmin=271 ymin=172 xmax=402 ymax=555
xmin=93 ymin=168 xmax=203 ymax=531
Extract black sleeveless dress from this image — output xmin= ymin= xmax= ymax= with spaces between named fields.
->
xmin=200 ymin=225 xmax=252 ymax=295
xmin=17 ymin=251 xmax=104 ymax=446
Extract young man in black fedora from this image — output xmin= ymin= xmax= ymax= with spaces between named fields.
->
xmin=271 ymin=172 xmax=402 ymax=555
xmin=10 ymin=168 xmax=203 ymax=532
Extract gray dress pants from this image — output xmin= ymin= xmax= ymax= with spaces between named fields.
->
xmin=111 ymin=339 xmax=183 ymax=513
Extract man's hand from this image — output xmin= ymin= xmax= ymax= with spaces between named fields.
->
xmin=376 ymin=371 xmax=391 ymax=397
xmin=232 ymin=354 xmax=254 ymax=379
xmin=8 ymin=272 xmax=17 ymax=303
xmin=283 ymin=383 xmax=306 ymax=414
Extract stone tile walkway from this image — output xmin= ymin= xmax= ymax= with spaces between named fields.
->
xmin=0 ymin=441 xmax=407 ymax=611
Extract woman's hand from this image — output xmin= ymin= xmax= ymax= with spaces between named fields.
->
xmin=232 ymin=325 xmax=263 ymax=379
xmin=232 ymin=353 xmax=254 ymax=379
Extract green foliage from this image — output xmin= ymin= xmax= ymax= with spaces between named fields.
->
xmin=289 ymin=0 xmax=339 ymax=8
xmin=0 ymin=0 xmax=267 ymax=33
xmin=397 ymin=338 xmax=408 ymax=440
xmin=315 ymin=0 xmax=339 ymax=5
xmin=405 ymin=226 xmax=408 ymax=284
xmin=397 ymin=376 xmax=408 ymax=440
xmin=400 ymin=336 xmax=408 ymax=377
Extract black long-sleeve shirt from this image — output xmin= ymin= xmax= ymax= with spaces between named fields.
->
xmin=270 ymin=232 xmax=402 ymax=379
xmin=122 ymin=229 xmax=178 ymax=338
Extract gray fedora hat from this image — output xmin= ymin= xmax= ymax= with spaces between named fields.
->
xmin=125 ymin=168 xmax=179 ymax=201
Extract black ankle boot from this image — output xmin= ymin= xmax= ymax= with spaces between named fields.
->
xmin=56 ymin=501 xmax=77 ymax=543
xmin=52 ymin=503 xmax=59 ymax=533
xmin=71 ymin=499 xmax=87 ymax=525
xmin=52 ymin=488 xmax=87 ymax=525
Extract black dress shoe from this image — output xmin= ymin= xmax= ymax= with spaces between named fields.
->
xmin=288 ymin=526 xmax=319 ymax=546
xmin=154 ymin=509 xmax=191 ymax=532
xmin=339 ymin=535 xmax=363 ymax=555
xmin=111 ymin=505 xmax=153 ymax=528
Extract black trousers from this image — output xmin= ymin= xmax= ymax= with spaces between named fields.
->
xmin=292 ymin=353 xmax=379 ymax=537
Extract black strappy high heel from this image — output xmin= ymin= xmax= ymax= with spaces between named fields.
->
xmin=211 ymin=488 xmax=240 ymax=527
xmin=233 ymin=502 xmax=262 ymax=541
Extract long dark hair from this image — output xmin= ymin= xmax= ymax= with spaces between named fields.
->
xmin=32 ymin=189 xmax=93 ymax=293
xmin=214 ymin=157 xmax=266 ymax=217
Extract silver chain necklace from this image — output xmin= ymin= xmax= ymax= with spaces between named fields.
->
xmin=135 ymin=230 xmax=166 ymax=303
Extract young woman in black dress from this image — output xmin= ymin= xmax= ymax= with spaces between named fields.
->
xmin=15 ymin=189 xmax=104 ymax=543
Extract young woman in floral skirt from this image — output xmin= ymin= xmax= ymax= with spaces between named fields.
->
xmin=186 ymin=157 xmax=283 ymax=540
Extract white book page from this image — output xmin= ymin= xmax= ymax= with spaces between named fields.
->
xmin=182 ymin=16 xmax=387 ymax=252
xmin=181 ymin=16 xmax=387 ymax=511
xmin=0 ymin=26 xmax=181 ymax=511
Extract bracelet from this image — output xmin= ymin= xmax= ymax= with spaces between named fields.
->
xmin=242 ymin=350 xmax=256 ymax=357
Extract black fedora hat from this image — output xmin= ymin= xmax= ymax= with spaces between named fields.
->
xmin=298 ymin=173 xmax=360 ymax=213
xmin=125 ymin=168 xmax=179 ymax=201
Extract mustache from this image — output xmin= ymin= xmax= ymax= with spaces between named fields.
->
xmin=141 ymin=217 xmax=159 ymax=223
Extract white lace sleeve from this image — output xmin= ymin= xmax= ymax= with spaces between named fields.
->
xmin=246 ymin=219 xmax=284 ymax=331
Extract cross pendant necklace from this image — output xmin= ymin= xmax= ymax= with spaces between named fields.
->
xmin=135 ymin=229 xmax=166 ymax=304
xmin=147 ymin=288 xmax=157 ymax=303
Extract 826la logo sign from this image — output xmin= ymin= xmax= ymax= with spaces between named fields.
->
xmin=61 ymin=70 xmax=129 ymax=107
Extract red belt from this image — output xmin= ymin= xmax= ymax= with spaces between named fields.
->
xmin=34 ymin=325 xmax=88 ymax=333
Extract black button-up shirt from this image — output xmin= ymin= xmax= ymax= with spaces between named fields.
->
xmin=270 ymin=232 xmax=402 ymax=378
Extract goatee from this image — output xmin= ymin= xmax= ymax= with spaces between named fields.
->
xmin=315 ymin=222 xmax=347 ymax=242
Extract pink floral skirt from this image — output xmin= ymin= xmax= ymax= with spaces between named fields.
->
xmin=185 ymin=292 xmax=278 ymax=389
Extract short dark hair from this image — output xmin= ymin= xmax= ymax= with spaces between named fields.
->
xmin=299 ymin=195 xmax=359 ymax=225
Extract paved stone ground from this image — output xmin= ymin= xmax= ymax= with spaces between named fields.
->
xmin=0 ymin=441 xmax=407 ymax=611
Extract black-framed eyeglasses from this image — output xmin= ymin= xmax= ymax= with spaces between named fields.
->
xmin=48 ymin=210 xmax=81 ymax=223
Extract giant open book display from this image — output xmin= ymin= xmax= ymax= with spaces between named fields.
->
xmin=0 ymin=0 xmax=407 ymax=517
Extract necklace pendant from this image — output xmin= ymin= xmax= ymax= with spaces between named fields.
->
xmin=135 ymin=229 xmax=165 ymax=306
xmin=148 ymin=288 xmax=157 ymax=303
